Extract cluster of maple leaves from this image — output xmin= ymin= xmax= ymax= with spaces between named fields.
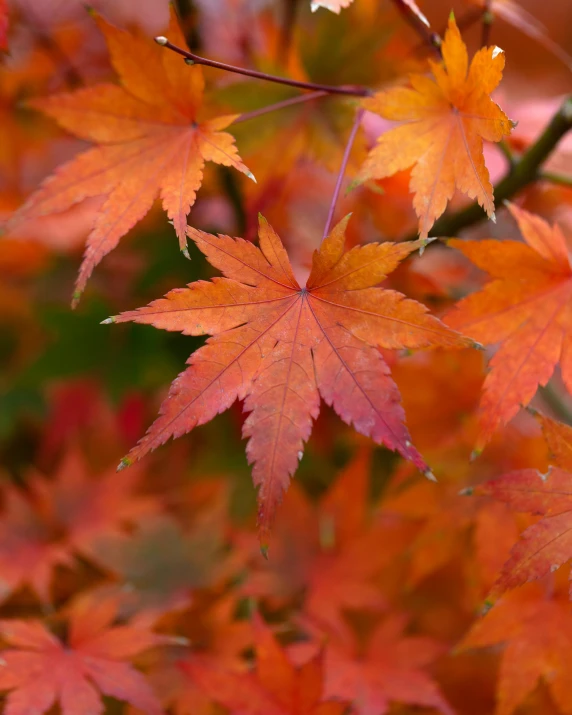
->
xmin=2 ymin=0 xmax=572 ymax=713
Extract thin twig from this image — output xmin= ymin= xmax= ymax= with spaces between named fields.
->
xmin=540 ymin=170 xmax=572 ymax=189
xmin=405 ymin=95 xmax=572 ymax=240
xmin=482 ymin=0 xmax=494 ymax=47
xmin=323 ymin=109 xmax=364 ymax=241
xmin=232 ymin=91 xmax=328 ymax=125
xmin=414 ymin=7 xmax=483 ymax=57
xmin=154 ymin=37 xmax=372 ymax=98
xmin=390 ymin=0 xmax=442 ymax=56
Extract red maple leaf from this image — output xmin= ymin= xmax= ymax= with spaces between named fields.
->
xmin=0 ymin=594 xmax=167 ymax=714
xmin=109 ymin=215 xmax=473 ymax=546
xmin=460 ymin=584 xmax=572 ymax=715
xmin=185 ymin=613 xmax=347 ymax=715
xmin=0 ymin=0 xmax=7 ymax=52
xmin=0 ymin=447 xmax=157 ymax=603
xmin=473 ymin=412 xmax=572 ymax=600
xmin=293 ymin=613 xmax=453 ymax=715
xmin=242 ymin=448 xmax=412 ymax=639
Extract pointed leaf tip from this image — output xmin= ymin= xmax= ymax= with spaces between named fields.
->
xmin=170 ymin=636 xmax=191 ymax=647
xmin=100 ymin=316 xmax=116 ymax=325
xmin=182 ymin=246 xmax=191 ymax=260
xmin=246 ymin=170 xmax=257 ymax=183
xmin=117 ymin=457 xmax=132 ymax=472
xmin=155 ymin=36 xmax=168 ymax=46
xmin=459 ymin=486 xmax=474 ymax=496
xmin=260 ymin=543 xmax=269 ymax=560
xmin=470 ymin=448 xmax=482 ymax=462
xmin=346 ymin=177 xmax=362 ymax=194
xmin=419 ymin=236 xmax=438 ymax=255
xmin=424 ymin=468 xmax=437 ymax=482
xmin=481 ymin=598 xmax=494 ymax=615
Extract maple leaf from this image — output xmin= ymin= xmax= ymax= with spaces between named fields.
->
xmin=8 ymin=7 xmax=253 ymax=305
xmin=446 ymin=204 xmax=572 ymax=450
xmin=0 ymin=595 xmax=166 ymax=715
xmin=108 ymin=215 xmax=473 ymax=547
xmin=473 ymin=413 xmax=572 ymax=601
xmin=357 ymin=15 xmax=513 ymax=238
xmin=383 ymin=477 xmax=519 ymax=604
xmin=295 ymin=613 xmax=453 ymax=715
xmin=242 ymin=449 xmax=412 ymax=639
xmin=0 ymin=484 xmax=71 ymax=605
xmin=141 ymin=594 xmax=252 ymax=715
xmin=0 ymin=447 xmax=156 ymax=604
xmin=0 ymin=0 xmax=7 ymax=52
xmin=185 ymin=613 xmax=347 ymax=715
xmin=460 ymin=584 xmax=572 ymax=715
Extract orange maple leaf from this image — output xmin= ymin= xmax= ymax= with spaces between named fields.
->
xmin=108 ymin=216 xmax=473 ymax=547
xmin=383 ymin=477 xmax=519 ymax=603
xmin=474 ymin=413 xmax=572 ymax=601
xmin=185 ymin=613 xmax=347 ymax=715
xmin=142 ymin=594 xmax=252 ymax=715
xmin=358 ymin=15 xmax=513 ymax=238
xmin=0 ymin=595 xmax=166 ymax=715
xmin=446 ymin=204 xmax=572 ymax=450
xmin=8 ymin=7 xmax=253 ymax=305
xmin=460 ymin=584 xmax=572 ymax=715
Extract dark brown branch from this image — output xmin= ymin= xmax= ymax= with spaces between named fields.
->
xmin=154 ymin=37 xmax=372 ymax=98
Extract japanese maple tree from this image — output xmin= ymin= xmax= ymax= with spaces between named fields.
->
xmin=2 ymin=1 xmax=572 ymax=715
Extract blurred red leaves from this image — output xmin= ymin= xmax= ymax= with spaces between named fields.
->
xmin=3 ymin=2 xmax=572 ymax=715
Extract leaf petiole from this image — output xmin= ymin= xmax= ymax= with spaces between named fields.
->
xmin=322 ymin=108 xmax=364 ymax=242
xmin=232 ymin=90 xmax=329 ymax=125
